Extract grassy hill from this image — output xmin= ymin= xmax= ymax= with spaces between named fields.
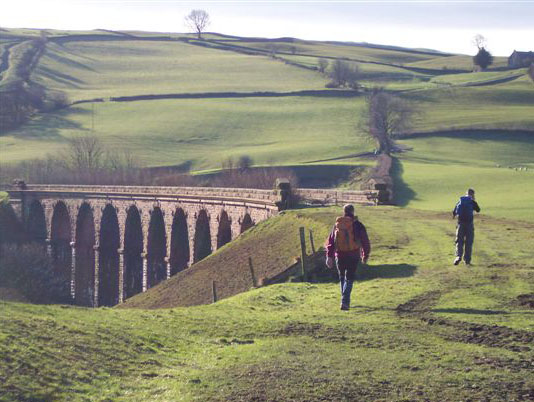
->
xmin=2 ymin=206 xmax=533 ymax=400
xmin=1 ymin=28 xmax=532 ymax=171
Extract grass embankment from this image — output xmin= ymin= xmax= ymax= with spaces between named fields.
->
xmin=2 ymin=206 xmax=533 ymax=400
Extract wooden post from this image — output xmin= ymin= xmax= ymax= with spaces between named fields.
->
xmin=309 ymin=229 xmax=316 ymax=254
xmin=248 ymin=257 xmax=257 ymax=287
xmin=212 ymin=280 xmax=217 ymax=303
xmin=299 ymin=227 xmax=307 ymax=281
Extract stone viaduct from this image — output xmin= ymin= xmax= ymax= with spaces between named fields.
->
xmin=2 ymin=183 xmax=379 ymax=307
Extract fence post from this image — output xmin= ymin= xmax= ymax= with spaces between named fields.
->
xmin=248 ymin=257 xmax=257 ymax=287
xmin=212 ymin=280 xmax=217 ymax=303
xmin=299 ymin=227 xmax=307 ymax=281
xmin=309 ymin=229 xmax=316 ymax=254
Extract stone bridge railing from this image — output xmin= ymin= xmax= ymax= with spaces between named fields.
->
xmin=1 ymin=183 xmax=379 ymax=307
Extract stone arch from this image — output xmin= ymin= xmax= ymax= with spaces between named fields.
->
xmin=147 ymin=207 xmax=166 ymax=288
xmin=240 ymin=213 xmax=254 ymax=234
xmin=169 ymin=208 xmax=189 ymax=275
xmin=50 ymin=201 xmax=71 ymax=289
xmin=124 ymin=206 xmax=143 ymax=299
xmin=98 ymin=204 xmax=120 ymax=306
xmin=193 ymin=209 xmax=212 ymax=263
xmin=75 ymin=203 xmax=95 ymax=306
xmin=27 ymin=200 xmax=47 ymax=243
xmin=217 ymin=210 xmax=232 ymax=249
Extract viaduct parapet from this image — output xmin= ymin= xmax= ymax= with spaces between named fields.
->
xmin=2 ymin=183 xmax=379 ymax=307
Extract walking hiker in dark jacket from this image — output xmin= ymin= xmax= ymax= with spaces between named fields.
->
xmin=452 ymin=188 xmax=481 ymax=266
xmin=325 ymin=204 xmax=371 ymax=311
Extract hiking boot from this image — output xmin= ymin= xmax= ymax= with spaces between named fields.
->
xmin=340 ymin=303 xmax=349 ymax=311
xmin=454 ymin=257 xmax=461 ymax=265
xmin=465 ymin=261 xmax=471 ymax=266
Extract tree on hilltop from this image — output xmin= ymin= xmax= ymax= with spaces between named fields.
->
xmin=473 ymin=47 xmax=494 ymax=70
xmin=472 ymin=34 xmax=487 ymax=50
xmin=360 ymin=88 xmax=417 ymax=155
xmin=185 ymin=9 xmax=210 ymax=39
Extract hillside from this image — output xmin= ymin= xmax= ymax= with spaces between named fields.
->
xmin=2 ymin=206 xmax=534 ymax=400
xmin=1 ymin=28 xmax=533 ymax=170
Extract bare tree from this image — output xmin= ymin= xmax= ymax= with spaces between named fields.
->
xmin=317 ymin=58 xmax=329 ymax=73
xmin=185 ymin=9 xmax=210 ymax=39
xmin=328 ymin=59 xmax=360 ymax=89
xmin=472 ymin=34 xmax=487 ymax=50
xmin=361 ymin=88 xmax=417 ymax=155
xmin=65 ymin=135 xmax=105 ymax=173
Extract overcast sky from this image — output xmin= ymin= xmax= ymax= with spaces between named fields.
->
xmin=3 ymin=1 xmax=533 ymax=55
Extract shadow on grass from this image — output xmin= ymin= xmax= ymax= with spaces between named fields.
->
xmin=390 ymin=156 xmax=417 ymax=207
xmin=312 ymin=262 xmax=417 ymax=283
xmin=355 ymin=263 xmax=417 ymax=281
xmin=3 ymin=106 xmax=90 ymax=139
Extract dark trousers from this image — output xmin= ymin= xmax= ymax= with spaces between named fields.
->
xmin=336 ymin=254 xmax=359 ymax=306
xmin=455 ymin=223 xmax=475 ymax=263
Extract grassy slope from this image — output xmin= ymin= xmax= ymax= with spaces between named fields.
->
xmin=407 ymin=54 xmax=509 ymax=70
xmin=33 ymin=41 xmax=327 ymax=101
xmin=0 ymin=96 xmax=372 ymax=167
xmin=395 ymin=130 xmax=534 ymax=223
xmin=2 ymin=206 xmax=533 ymax=401
xmin=222 ymin=39 xmax=441 ymax=64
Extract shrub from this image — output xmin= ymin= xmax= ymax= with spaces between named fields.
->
xmin=0 ymin=243 xmax=72 ymax=304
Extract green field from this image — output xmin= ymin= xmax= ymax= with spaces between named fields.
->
xmin=33 ymin=40 xmax=327 ymax=101
xmin=395 ymin=131 xmax=534 ymax=223
xmin=2 ymin=207 xmax=533 ymax=401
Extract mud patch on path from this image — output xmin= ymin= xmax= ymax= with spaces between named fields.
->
xmin=515 ymin=293 xmax=534 ymax=309
xmin=395 ymin=290 xmax=441 ymax=316
xmin=422 ymin=317 xmax=533 ymax=352
xmin=396 ymin=291 xmax=534 ymax=352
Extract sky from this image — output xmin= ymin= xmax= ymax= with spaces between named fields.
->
xmin=3 ymin=0 xmax=533 ymax=56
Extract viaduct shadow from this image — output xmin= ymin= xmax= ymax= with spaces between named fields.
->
xmin=124 ymin=206 xmax=143 ymax=299
xmin=98 ymin=205 xmax=120 ymax=306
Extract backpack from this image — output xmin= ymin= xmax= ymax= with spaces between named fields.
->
xmin=334 ymin=216 xmax=361 ymax=252
xmin=456 ymin=196 xmax=474 ymax=222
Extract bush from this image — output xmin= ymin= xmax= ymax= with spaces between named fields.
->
xmin=0 ymin=243 xmax=72 ymax=304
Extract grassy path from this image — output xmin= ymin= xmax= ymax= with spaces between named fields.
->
xmin=2 ymin=207 xmax=533 ymax=401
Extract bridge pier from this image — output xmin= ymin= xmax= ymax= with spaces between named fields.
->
xmin=118 ymin=249 xmax=125 ymax=304
xmin=141 ymin=252 xmax=148 ymax=293
xmin=70 ymin=242 xmax=76 ymax=300
xmin=93 ymin=245 xmax=100 ymax=308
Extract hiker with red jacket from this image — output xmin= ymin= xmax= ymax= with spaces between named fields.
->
xmin=452 ymin=188 xmax=481 ymax=266
xmin=325 ymin=204 xmax=371 ymax=311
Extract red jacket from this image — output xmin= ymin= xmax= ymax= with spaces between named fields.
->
xmin=326 ymin=217 xmax=371 ymax=260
